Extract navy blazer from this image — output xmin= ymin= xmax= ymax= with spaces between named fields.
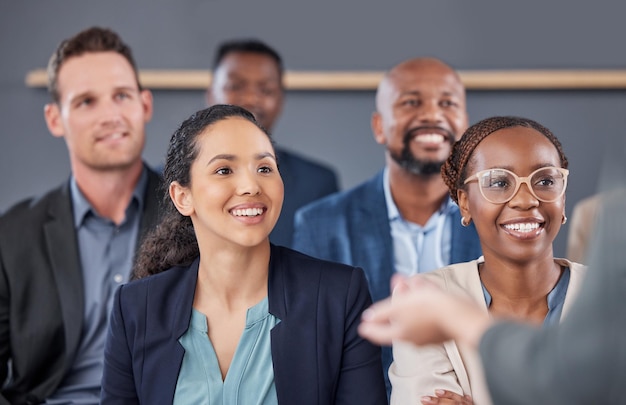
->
xmin=0 ymin=166 xmax=163 ymax=405
xmin=271 ymin=148 xmax=338 ymax=248
xmin=101 ymin=245 xmax=387 ymax=404
xmin=292 ymin=169 xmax=482 ymax=395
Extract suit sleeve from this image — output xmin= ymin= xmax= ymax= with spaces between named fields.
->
xmin=100 ymin=285 xmax=139 ymax=404
xmin=480 ymin=194 xmax=625 ymax=405
xmin=334 ymin=267 xmax=388 ymax=405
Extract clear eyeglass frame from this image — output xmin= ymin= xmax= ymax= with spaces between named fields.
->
xmin=463 ymin=167 xmax=569 ymax=204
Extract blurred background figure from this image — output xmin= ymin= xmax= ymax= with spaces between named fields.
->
xmin=0 ymin=27 xmax=163 ymax=404
xmin=206 ymin=39 xmax=339 ymax=248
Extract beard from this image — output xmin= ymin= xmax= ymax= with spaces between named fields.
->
xmin=390 ymin=127 xmax=455 ymax=176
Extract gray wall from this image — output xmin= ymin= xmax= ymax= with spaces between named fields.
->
xmin=2 ymin=1 xmax=625 ymax=257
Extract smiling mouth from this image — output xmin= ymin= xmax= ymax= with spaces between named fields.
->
xmin=97 ymin=132 xmax=126 ymax=142
xmin=231 ymin=207 xmax=264 ymax=217
xmin=502 ymin=222 xmax=542 ymax=233
xmin=413 ymin=133 xmax=446 ymax=144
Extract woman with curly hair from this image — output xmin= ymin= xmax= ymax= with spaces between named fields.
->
xmin=387 ymin=116 xmax=586 ymax=405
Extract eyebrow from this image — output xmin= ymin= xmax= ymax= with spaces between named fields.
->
xmin=69 ymin=86 xmax=138 ymax=104
xmin=485 ymin=163 xmax=561 ymax=172
xmin=207 ymin=152 xmax=277 ymax=166
xmin=399 ymin=90 xmax=460 ymax=97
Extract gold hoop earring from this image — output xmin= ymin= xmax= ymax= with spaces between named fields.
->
xmin=461 ymin=217 xmax=470 ymax=227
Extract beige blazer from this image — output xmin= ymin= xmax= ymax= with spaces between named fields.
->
xmin=389 ymin=258 xmax=587 ymax=405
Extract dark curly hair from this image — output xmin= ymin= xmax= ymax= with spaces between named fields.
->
xmin=132 ymin=104 xmax=273 ymax=280
xmin=441 ymin=116 xmax=568 ymax=204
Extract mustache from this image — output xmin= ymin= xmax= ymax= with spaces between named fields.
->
xmin=403 ymin=126 xmax=455 ymax=145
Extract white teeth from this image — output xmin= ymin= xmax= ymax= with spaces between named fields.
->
xmin=503 ymin=222 xmax=540 ymax=232
xmin=232 ymin=208 xmax=263 ymax=217
xmin=415 ymin=134 xmax=444 ymax=144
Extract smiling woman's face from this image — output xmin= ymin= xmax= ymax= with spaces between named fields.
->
xmin=170 ymin=117 xmax=284 ymax=249
xmin=458 ymin=126 xmax=566 ymax=264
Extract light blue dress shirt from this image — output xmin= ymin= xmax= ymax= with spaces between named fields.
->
xmin=174 ymin=297 xmax=280 ymax=405
xmin=384 ymin=168 xmax=458 ymax=276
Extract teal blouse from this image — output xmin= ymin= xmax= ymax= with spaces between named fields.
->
xmin=173 ymin=297 xmax=280 ymax=405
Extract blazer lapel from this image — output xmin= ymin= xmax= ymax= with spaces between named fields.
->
xmin=352 ymin=172 xmax=394 ymax=303
xmin=43 ymin=184 xmax=84 ymax=360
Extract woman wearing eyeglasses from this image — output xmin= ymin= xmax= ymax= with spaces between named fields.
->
xmin=388 ymin=116 xmax=587 ymax=405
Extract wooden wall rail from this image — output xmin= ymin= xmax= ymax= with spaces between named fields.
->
xmin=24 ymin=69 xmax=626 ymax=91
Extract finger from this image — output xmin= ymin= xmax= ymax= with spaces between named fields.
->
xmin=420 ymin=396 xmax=439 ymax=405
xmin=435 ymin=389 xmax=473 ymax=404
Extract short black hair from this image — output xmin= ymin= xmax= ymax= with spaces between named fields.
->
xmin=212 ymin=39 xmax=283 ymax=77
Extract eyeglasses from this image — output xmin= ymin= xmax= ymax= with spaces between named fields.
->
xmin=463 ymin=167 xmax=569 ymax=204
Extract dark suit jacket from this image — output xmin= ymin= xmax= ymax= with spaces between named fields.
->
xmin=271 ymin=147 xmax=338 ymax=248
xmin=0 ymin=167 xmax=163 ymax=405
xmin=100 ymin=245 xmax=387 ymax=404
xmin=292 ymin=169 xmax=482 ymax=395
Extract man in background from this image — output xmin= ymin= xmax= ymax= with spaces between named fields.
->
xmin=206 ymin=39 xmax=339 ymax=248
xmin=293 ymin=57 xmax=482 ymax=396
xmin=0 ymin=27 xmax=163 ymax=403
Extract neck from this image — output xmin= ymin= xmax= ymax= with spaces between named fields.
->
xmin=195 ymin=241 xmax=270 ymax=311
xmin=388 ymin=163 xmax=450 ymax=226
xmin=72 ymin=161 xmax=144 ymax=225
xmin=479 ymin=254 xmax=563 ymax=323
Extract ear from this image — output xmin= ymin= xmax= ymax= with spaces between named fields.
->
xmin=457 ymin=189 xmax=471 ymax=223
xmin=169 ymin=181 xmax=194 ymax=217
xmin=371 ymin=112 xmax=386 ymax=145
xmin=44 ymin=103 xmax=65 ymax=138
xmin=140 ymin=89 xmax=154 ymax=122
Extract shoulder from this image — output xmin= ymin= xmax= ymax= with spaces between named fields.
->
xmin=421 ymin=260 xmax=482 ymax=292
xmin=119 ymin=263 xmax=196 ymax=305
xmin=276 ymin=148 xmax=337 ymax=177
xmin=0 ymin=184 xmax=67 ymax=231
xmin=272 ymin=245 xmax=366 ymax=287
xmin=554 ymin=257 xmax=587 ymax=279
xmin=296 ymin=171 xmax=384 ymax=216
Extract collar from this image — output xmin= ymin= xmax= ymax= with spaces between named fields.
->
xmin=382 ymin=167 xmax=457 ymax=222
xmin=70 ymin=166 xmax=149 ymax=227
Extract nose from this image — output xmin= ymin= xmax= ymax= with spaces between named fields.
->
xmin=98 ymin=98 xmax=124 ymax=128
xmin=239 ymin=87 xmax=262 ymax=109
xmin=236 ymin=170 xmax=261 ymax=196
xmin=507 ymin=182 xmax=539 ymax=209
xmin=416 ymin=100 xmax=444 ymax=124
